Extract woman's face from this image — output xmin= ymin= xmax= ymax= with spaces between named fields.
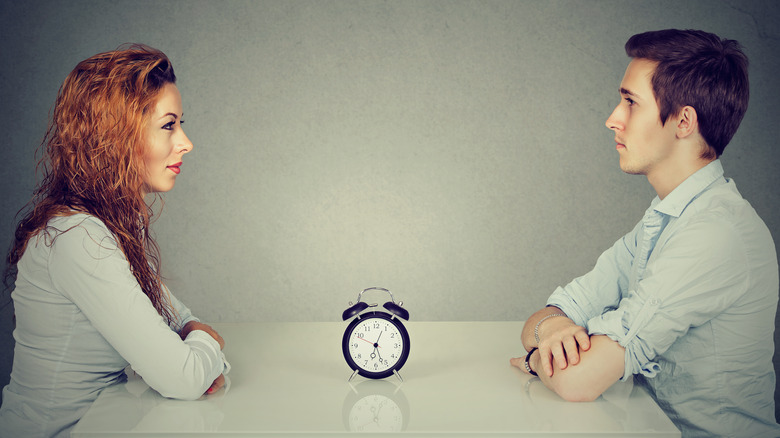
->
xmin=143 ymin=83 xmax=193 ymax=195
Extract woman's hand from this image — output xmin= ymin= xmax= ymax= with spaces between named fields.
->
xmin=206 ymin=374 xmax=225 ymax=394
xmin=180 ymin=321 xmax=225 ymax=349
xmin=180 ymin=321 xmax=227 ymax=396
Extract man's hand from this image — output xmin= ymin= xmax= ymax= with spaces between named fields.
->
xmin=180 ymin=321 xmax=225 ymax=350
xmin=510 ymin=349 xmax=538 ymax=375
xmin=536 ymin=316 xmax=591 ymax=376
xmin=512 ymin=335 xmax=625 ymax=402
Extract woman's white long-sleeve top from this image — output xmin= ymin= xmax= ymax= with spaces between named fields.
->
xmin=0 ymin=213 xmax=227 ymax=438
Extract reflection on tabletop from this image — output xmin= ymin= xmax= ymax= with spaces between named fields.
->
xmin=76 ymin=367 xmax=230 ymax=433
xmin=342 ymin=379 xmax=410 ymax=432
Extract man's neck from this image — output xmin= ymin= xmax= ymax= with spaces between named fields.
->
xmin=648 ymin=156 xmax=714 ymax=200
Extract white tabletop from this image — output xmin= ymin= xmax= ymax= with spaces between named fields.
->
xmin=72 ymin=321 xmax=680 ymax=437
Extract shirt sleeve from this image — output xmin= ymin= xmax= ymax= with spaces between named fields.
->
xmin=166 ymin=286 xmax=200 ymax=332
xmin=587 ymin=215 xmax=752 ymax=380
xmin=546 ymin=219 xmax=641 ymax=327
xmin=46 ymin=217 xmax=225 ymax=400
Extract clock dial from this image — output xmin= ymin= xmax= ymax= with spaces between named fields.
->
xmin=342 ymin=311 xmax=409 ymax=379
xmin=349 ymin=317 xmax=403 ymax=372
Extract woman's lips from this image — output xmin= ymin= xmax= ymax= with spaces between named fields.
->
xmin=167 ymin=162 xmax=182 ymax=174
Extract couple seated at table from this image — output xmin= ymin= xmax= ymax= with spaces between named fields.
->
xmin=1 ymin=29 xmax=778 ymax=438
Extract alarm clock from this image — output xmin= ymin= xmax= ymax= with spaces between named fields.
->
xmin=342 ymin=287 xmax=410 ymax=382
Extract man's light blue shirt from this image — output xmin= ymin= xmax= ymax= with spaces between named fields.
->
xmin=548 ymin=160 xmax=779 ymax=438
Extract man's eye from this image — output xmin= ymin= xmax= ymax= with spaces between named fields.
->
xmin=624 ymin=97 xmax=635 ymax=106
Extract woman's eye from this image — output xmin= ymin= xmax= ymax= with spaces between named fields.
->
xmin=162 ymin=121 xmax=175 ymax=130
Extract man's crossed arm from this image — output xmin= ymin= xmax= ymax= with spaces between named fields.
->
xmin=511 ymin=306 xmax=625 ymax=402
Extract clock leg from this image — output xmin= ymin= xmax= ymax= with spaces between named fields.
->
xmin=393 ymin=370 xmax=403 ymax=383
xmin=348 ymin=369 xmax=359 ymax=382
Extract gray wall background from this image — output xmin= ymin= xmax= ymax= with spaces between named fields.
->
xmin=1 ymin=0 xmax=778 ymax=412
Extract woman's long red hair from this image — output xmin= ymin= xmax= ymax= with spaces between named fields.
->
xmin=5 ymin=44 xmax=177 ymax=324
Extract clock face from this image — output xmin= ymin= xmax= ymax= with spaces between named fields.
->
xmin=342 ymin=311 xmax=410 ymax=379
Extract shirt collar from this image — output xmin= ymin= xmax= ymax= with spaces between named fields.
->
xmin=651 ymin=160 xmax=725 ymax=218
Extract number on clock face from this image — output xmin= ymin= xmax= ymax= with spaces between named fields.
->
xmin=348 ymin=317 xmax=404 ymax=373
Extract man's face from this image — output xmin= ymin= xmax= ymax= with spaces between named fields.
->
xmin=605 ymin=58 xmax=678 ymax=177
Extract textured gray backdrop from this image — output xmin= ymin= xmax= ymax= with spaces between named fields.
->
xmin=1 ymin=0 xmax=778 ymax=414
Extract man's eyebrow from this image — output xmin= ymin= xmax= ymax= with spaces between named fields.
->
xmin=619 ymin=87 xmax=638 ymax=98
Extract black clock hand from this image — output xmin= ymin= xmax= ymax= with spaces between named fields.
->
xmin=374 ymin=331 xmax=384 ymax=362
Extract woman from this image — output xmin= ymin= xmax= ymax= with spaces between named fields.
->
xmin=0 ymin=45 xmax=228 ymax=438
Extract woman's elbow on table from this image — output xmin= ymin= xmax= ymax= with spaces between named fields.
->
xmin=157 ymin=383 xmax=208 ymax=401
xmin=140 ymin=347 xmax=224 ymax=400
xmin=152 ymin=370 xmax=215 ymax=400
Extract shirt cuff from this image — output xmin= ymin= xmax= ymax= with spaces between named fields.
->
xmin=221 ymin=352 xmax=231 ymax=376
xmin=184 ymin=330 xmax=230 ymax=376
xmin=587 ymin=310 xmax=661 ymax=381
xmin=546 ymin=288 xmax=589 ymax=328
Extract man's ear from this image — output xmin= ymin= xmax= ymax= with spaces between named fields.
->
xmin=675 ymin=106 xmax=699 ymax=139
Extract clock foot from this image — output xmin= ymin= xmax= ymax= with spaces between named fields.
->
xmin=348 ymin=369 xmax=359 ymax=382
xmin=393 ymin=370 xmax=404 ymax=383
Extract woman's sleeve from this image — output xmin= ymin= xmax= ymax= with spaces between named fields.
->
xmin=165 ymin=286 xmax=200 ymax=332
xmin=47 ymin=218 xmax=224 ymax=400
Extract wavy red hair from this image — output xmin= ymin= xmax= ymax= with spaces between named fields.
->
xmin=6 ymin=44 xmax=177 ymax=324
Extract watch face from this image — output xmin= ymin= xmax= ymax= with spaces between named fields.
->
xmin=343 ymin=311 xmax=410 ymax=379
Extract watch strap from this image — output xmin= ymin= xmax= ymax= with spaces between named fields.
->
xmin=525 ymin=347 xmax=538 ymax=376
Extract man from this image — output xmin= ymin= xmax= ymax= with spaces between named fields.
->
xmin=511 ymin=29 xmax=779 ymax=437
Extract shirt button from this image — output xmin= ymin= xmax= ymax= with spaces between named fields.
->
xmin=650 ymin=298 xmax=661 ymax=305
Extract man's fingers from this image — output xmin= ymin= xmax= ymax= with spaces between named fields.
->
xmin=563 ymin=337 xmax=581 ymax=365
xmin=550 ymin=344 xmax=569 ymax=371
xmin=537 ymin=346 xmax=556 ymax=377
xmin=575 ymin=330 xmax=591 ymax=351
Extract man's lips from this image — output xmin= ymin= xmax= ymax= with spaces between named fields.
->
xmin=615 ymin=139 xmax=626 ymax=150
xmin=167 ymin=162 xmax=182 ymax=174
